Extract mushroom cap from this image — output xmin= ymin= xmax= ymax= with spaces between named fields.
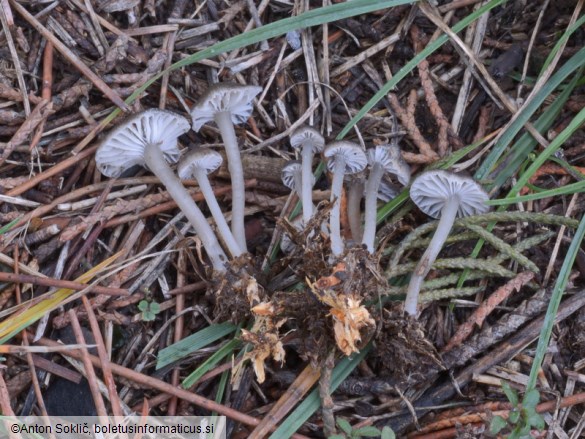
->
xmin=410 ymin=170 xmax=490 ymax=219
xmin=367 ymin=144 xmax=410 ymax=186
xmin=289 ymin=126 xmax=325 ymax=153
xmin=96 ymin=109 xmax=190 ymax=178
xmin=190 ymin=83 xmax=262 ymax=132
xmin=377 ymin=178 xmax=400 ymax=202
xmin=323 ymin=141 xmax=367 ymax=175
xmin=177 ymin=148 xmax=223 ymax=179
xmin=281 ymin=160 xmax=301 ymax=190
xmin=281 ymin=160 xmax=315 ymax=190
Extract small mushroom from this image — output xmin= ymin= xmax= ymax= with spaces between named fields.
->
xmin=362 ymin=144 xmax=410 ymax=253
xmin=324 ymin=141 xmax=367 ymax=257
xmin=289 ymin=126 xmax=325 ymax=224
xmin=346 ymin=171 xmax=366 ymax=242
xmin=281 ymin=160 xmax=303 ymax=198
xmin=377 ymin=178 xmax=400 ymax=203
xmin=190 ymin=83 xmax=262 ymax=252
xmin=95 ymin=109 xmax=228 ymax=272
xmin=282 ymin=159 xmax=316 ymax=202
xmin=404 ymin=170 xmax=489 ymax=316
xmin=178 ymin=148 xmax=242 ymax=258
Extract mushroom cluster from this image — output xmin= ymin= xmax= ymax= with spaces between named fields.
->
xmin=96 ymin=83 xmax=261 ymax=274
xmin=280 ymin=132 xmax=411 ymax=259
xmin=94 ymin=86 xmax=490 ymax=375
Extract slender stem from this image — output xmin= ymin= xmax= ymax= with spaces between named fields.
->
xmin=144 ymin=142 xmax=227 ymax=272
xmin=404 ymin=196 xmax=460 ymax=316
xmin=192 ymin=167 xmax=242 ymax=258
xmin=362 ymin=162 xmax=384 ymax=253
xmin=301 ymin=145 xmax=315 ymax=224
xmin=215 ymin=111 xmax=247 ymax=252
xmin=347 ymin=176 xmax=364 ymax=242
xmin=293 ymin=167 xmax=303 ymax=200
xmin=330 ymin=157 xmax=346 ymax=257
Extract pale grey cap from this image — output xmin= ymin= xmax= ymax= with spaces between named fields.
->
xmin=190 ymin=83 xmax=262 ymax=131
xmin=289 ymin=126 xmax=325 ymax=153
xmin=324 ymin=141 xmax=367 ymax=175
xmin=96 ymin=109 xmax=190 ymax=178
xmin=281 ymin=160 xmax=302 ymax=191
xmin=377 ymin=178 xmax=400 ymax=202
xmin=367 ymin=144 xmax=410 ymax=186
xmin=178 ymin=148 xmax=223 ymax=180
xmin=410 ymin=170 xmax=490 ymax=219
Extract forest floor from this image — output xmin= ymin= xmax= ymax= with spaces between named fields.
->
xmin=1 ymin=0 xmax=585 ymax=438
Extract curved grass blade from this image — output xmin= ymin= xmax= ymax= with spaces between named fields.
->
xmin=0 ymin=252 xmax=121 ymax=345
xmin=526 ymin=212 xmax=585 ymax=393
xmin=475 ymin=47 xmax=585 ymax=181
xmin=270 ymin=345 xmax=371 ymax=438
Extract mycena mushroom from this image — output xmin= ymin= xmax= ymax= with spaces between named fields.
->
xmin=95 ymin=109 xmax=228 ymax=273
xmin=404 ymin=170 xmax=489 ymax=316
xmin=289 ymin=126 xmax=325 ymax=224
xmin=324 ymin=141 xmax=367 ymax=258
xmin=190 ymin=83 xmax=262 ymax=253
xmin=362 ymin=144 xmax=410 ymax=253
xmin=178 ymin=148 xmax=242 ymax=259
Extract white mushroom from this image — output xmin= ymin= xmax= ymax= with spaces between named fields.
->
xmin=289 ymin=126 xmax=325 ymax=224
xmin=324 ymin=141 xmax=367 ymax=257
xmin=178 ymin=148 xmax=242 ymax=258
xmin=95 ymin=109 xmax=228 ymax=272
xmin=362 ymin=144 xmax=410 ymax=253
xmin=190 ymin=83 xmax=262 ymax=253
xmin=404 ymin=170 xmax=489 ymax=316
xmin=281 ymin=160 xmax=303 ymax=198
xmin=377 ymin=178 xmax=400 ymax=203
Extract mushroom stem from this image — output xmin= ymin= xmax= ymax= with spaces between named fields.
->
xmin=347 ymin=177 xmax=364 ymax=242
xmin=144 ymin=142 xmax=228 ymax=272
xmin=362 ymin=162 xmax=384 ymax=253
xmin=301 ymin=145 xmax=315 ymax=223
xmin=191 ymin=167 xmax=243 ymax=258
xmin=404 ymin=196 xmax=459 ymax=316
xmin=214 ymin=110 xmax=247 ymax=252
xmin=330 ymin=157 xmax=347 ymax=257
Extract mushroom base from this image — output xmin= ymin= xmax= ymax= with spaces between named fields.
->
xmin=210 ymin=254 xmax=266 ymax=322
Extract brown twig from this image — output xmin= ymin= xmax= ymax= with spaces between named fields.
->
xmin=33 ymin=335 xmax=309 ymax=438
xmin=68 ymin=309 xmax=109 ymax=418
xmin=167 ymin=250 xmax=187 ymax=416
xmin=249 ymin=364 xmax=321 ymax=438
xmin=0 ymin=272 xmax=130 ymax=296
xmin=14 ymin=246 xmax=49 ymax=418
xmin=0 ymin=99 xmax=52 ymax=165
xmin=9 ymin=0 xmax=129 ymax=112
xmin=442 ymin=271 xmax=535 ymax=352
xmin=411 ymin=25 xmax=463 ymax=155
xmin=388 ymin=93 xmax=439 ymax=162
xmin=81 ymin=295 xmax=124 ymax=417
xmin=29 ymin=41 xmax=54 ymax=151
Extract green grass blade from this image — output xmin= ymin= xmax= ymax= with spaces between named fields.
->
xmin=270 ymin=345 xmax=371 ymax=438
xmin=156 ymin=322 xmax=236 ymax=369
xmin=0 ymin=217 xmax=20 ymax=235
xmin=539 ymin=14 xmax=585 ymax=75
xmin=505 ymin=105 xmax=585 ymax=198
xmin=526 ymin=212 xmax=585 ymax=393
xmin=487 ymin=180 xmax=585 ymax=206
xmin=475 ymin=47 xmax=585 ymax=181
xmin=182 ymin=338 xmax=241 ymax=389
xmin=490 ymin=69 xmax=582 ymax=190
xmin=130 ymin=0 xmax=416 ymax=106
